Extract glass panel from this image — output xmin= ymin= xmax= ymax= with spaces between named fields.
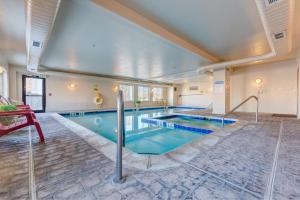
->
xmin=152 ymin=87 xmax=163 ymax=101
xmin=25 ymin=77 xmax=44 ymax=111
xmin=26 ymin=78 xmax=43 ymax=95
xmin=120 ymin=84 xmax=133 ymax=101
xmin=26 ymin=96 xmax=43 ymax=110
xmin=138 ymin=86 xmax=149 ymax=101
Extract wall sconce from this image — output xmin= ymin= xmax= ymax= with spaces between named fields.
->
xmin=255 ymin=78 xmax=263 ymax=90
xmin=255 ymin=78 xmax=263 ymax=97
xmin=255 ymin=78 xmax=262 ymax=85
xmin=68 ymin=83 xmax=77 ymax=90
xmin=112 ymin=85 xmax=119 ymax=93
xmin=0 ymin=67 xmax=4 ymax=74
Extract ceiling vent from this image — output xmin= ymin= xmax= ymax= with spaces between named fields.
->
xmin=189 ymin=86 xmax=199 ymax=91
xmin=32 ymin=40 xmax=43 ymax=48
xmin=265 ymin=0 xmax=283 ymax=7
xmin=273 ymin=31 xmax=286 ymax=40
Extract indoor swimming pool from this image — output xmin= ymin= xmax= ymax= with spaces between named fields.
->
xmin=63 ymin=108 xmax=230 ymax=155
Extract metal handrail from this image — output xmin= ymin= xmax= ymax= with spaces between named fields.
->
xmin=113 ymin=90 xmax=126 ymax=184
xmin=222 ymin=95 xmax=259 ymax=127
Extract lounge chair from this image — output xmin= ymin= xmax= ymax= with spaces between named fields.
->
xmin=0 ymin=96 xmax=45 ymax=142
xmin=0 ymin=95 xmax=31 ymax=110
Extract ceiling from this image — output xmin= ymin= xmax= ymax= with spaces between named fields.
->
xmin=40 ymin=0 xmax=211 ymax=80
xmin=116 ymin=0 xmax=271 ymax=61
xmin=0 ymin=0 xmax=26 ymax=66
xmin=0 ymin=0 xmax=299 ymax=83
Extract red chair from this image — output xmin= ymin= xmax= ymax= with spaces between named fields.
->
xmin=0 ymin=109 xmax=45 ymax=142
xmin=16 ymin=105 xmax=32 ymax=110
xmin=0 ymin=95 xmax=31 ymax=110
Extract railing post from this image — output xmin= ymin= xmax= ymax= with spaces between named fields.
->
xmin=221 ymin=95 xmax=259 ymax=128
xmin=256 ymin=97 xmax=259 ymax=123
xmin=113 ymin=90 xmax=126 ymax=184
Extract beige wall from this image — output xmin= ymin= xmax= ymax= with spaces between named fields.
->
xmin=9 ymin=66 xmax=169 ymax=112
xmin=177 ymin=77 xmax=213 ymax=108
xmin=175 ymin=59 xmax=298 ymax=115
xmin=46 ymin=75 xmax=116 ymax=112
xmin=8 ymin=58 xmax=299 ymax=115
xmin=231 ymin=59 xmax=298 ymax=114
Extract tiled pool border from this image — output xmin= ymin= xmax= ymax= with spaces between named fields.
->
xmin=141 ymin=117 xmax=213 ymax=134
xmin=142 ymin=114 xmax=236 ymax=134
xmin=59 ymin=106 xmax=205 ymax=117
xmin=156 ymin=115 xmax=236 ymax=124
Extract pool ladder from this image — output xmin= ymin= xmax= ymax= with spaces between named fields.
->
xmin=221 ymin=95 xmax=258 ymax=127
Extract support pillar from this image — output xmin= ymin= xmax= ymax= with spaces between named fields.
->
xmin=212 ymin=69 xmax=230 ymax=115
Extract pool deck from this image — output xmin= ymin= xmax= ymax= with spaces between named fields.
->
xmin=51 ymin=113 xmax=246 ymax=171
xmin=0 ymin=113 xmax=299 ymax=199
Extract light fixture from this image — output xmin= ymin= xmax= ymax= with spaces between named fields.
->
xmin=0 ymin=67 xmax=4 ymax=74
xmin=112 ymin=85 xmax=119 ymax=93
xmin=68 ymin=83 xmax=77 ymax=90
xmin=255 ymin=78 xmax=263 ymax=85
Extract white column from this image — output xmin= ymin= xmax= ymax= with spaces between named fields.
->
xmin=167 ymin=87 xmax=174 ymax=106
xmin=212 ymin=69 xmax=230 ymax=115
xmin=0 ymin=54 xmax=9 ymax=98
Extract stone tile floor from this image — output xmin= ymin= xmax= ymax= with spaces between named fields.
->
xmin=0 ymin=113 xmax=299 ymax=200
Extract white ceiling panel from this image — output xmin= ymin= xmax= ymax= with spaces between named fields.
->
xmin=116 ymin=0 xmax=271 ymax=61
xmin=1 ymin=0 xmax=299 ymax=84
xmin=0 ymin=0 xmax=26 ymax=66
xmin=40 ymin=0 xmax=211 ymax=80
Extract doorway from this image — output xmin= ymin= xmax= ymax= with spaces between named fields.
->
xmin=22 ymin=75 xmax=46 ymax=113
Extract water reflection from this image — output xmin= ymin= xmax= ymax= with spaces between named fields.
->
xmin=125 ymin=115 xmax=133 ymax=131
xmin=94 ymin=117 xmax=103 ymax=126
xmin=138 ymin=114 xmax=149 ymax=129
xmin=71 ymin=109 xmax=175 ymax=142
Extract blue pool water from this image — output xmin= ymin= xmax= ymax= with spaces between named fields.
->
xmin=65 ymin=109 xmax=214 ymax=155
xmin=156 ymin=115 xmax=235 ymax=129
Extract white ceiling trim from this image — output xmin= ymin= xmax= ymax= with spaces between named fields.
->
xmin=25 ymin=0 xmax=61 ymax=72
xmin=197 ymin=0 xmax=277 ymax=72
xmin=154 ymin=0 xmax=294 ymax=82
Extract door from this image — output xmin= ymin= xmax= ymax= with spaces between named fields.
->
xmin=22 ymin=75 xmax=46 ymax=113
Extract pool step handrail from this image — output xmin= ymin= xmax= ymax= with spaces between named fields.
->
xmin=222 ymin=95 xmax=258 ymax=127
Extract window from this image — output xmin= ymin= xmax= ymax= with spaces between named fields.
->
xmin=120 ymin=84 xmax=133 ymax=101
xmin=138 ymin=86 xmax=149 ymax=101
xmin=152 ymin=87 xmax=163 ymax=101
xmin=23 ymin=76 xmax=45 ymax=112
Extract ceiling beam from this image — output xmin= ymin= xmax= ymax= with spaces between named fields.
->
xmin=39 ymin=65 xmax=173 ymax=86
xmin=92 ymin=0 xmax=220 ymax=62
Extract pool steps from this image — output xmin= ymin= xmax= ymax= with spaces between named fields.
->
xmin=141 ymin=114 xmax=236 ymax=134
